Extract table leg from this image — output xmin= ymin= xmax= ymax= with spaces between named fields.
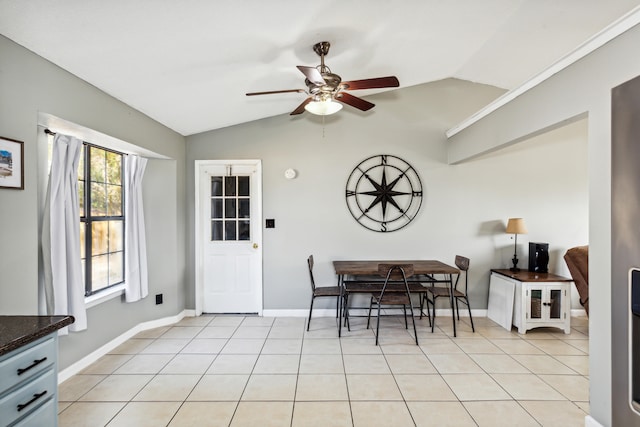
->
xmin=449 ymin=273 xmax=457 ymax=337
xmin=338 ymin=274 xmax=344 ymax=337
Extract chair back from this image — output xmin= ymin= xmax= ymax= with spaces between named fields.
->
xmin=377 ymin=264 xmax=414 ymax=297
xmin=454 ymin=255 xmax=470 ymax=294
xmin=307 ymin=255 xmax=316 ymax=292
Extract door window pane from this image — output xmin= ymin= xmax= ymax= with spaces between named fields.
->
xmin=211 ymin=220 xmax=223 ymax=241
xmin=225 ymin=199 xmax=236 ymax=218
xmin=211 ymin=199 xmax=223 ymax=219
xmin=238 ymin=176 xmax=249 ymax=196
xmin=225 ymin=220 xmax=236 ymax=240
xmin=239 ymin=221 xmax=250 ymax=240
xmin=211 ymin=176 xmax=222 ymax=197
xmin=225 ymin=176 xmax=236 ymax=196
xmin=239 ymin=199 xmax=250 ymax=218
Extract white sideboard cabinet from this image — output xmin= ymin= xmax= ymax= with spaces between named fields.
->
xmin=489 ymin=269 xmax=572 ymax=334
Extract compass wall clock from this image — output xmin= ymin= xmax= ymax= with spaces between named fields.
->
xmin=345 ymin=154 xmax=423 ymax=232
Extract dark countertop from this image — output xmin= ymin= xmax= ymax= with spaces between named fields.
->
xmin=0 ymin=315 xmax=75 ymax=357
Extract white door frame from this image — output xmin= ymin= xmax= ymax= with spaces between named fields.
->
xmin=194 ymin=159 xmax=263 ymax=316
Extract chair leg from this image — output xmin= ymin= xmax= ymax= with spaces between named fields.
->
xmin=307 ymin=296 xmax=315 ymax=331
xmin=465 ymin=297 xmax=475 ymax=332
xmin=367 ymin=297 xmax=374 ymax=329
xmin=375 ymin=303 xmax=382 ymax=345
xmin=403 ymin=305 xmax=408 ymax=329
xmin=430 ymin=296 xmax=437 ymax=333
xmin=344 ymin=294 xmax=351 ymax=331
xmin=455 ymin=298 xmax=461 ymax=320
xmin=425 ymin=294 xmax=432 ymax=327
xmin=408 ymin=302 xmax=419 ymax=345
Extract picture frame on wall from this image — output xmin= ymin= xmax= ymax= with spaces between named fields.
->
xmin=0 ymin=136 xmax=24 ymax=190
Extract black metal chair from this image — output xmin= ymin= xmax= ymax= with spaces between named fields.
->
xmin=425 ymin=255 xmax=474 ymax=332
xmin=366 ymin=264 xmax=419 ymax=345
xmin=307 ymin=255 xmax=342 ymax=331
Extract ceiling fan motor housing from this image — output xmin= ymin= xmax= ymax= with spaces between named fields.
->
xmin=306 ymin=73 xmax=342 ymax=95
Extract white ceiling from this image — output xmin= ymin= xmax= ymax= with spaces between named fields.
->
xmin=1 ymin=0 xmax=639 ymax=136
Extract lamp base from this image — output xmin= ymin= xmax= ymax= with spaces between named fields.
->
xmin=510 ymin=254 xmax=519 ymax=272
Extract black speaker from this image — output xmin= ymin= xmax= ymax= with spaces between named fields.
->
xmin=528 ymin=242 xmax=549 ymax=273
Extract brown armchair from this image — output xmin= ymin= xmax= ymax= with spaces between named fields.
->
xmin=563 ymin=245 xmax=589 ymax=316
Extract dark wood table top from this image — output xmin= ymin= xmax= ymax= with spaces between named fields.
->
xmin=491 ymin=269 xmax=572 ymax=282
xmin=334 ymin=260 xmax=459 ymax=276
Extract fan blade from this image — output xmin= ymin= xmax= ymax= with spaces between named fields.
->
xmin=246 ymin=89 xmax=306 ymax=96
xmin=340 ymin=76 xmax=399 ymax=91
xmin=290 ymin=97 xmax=312 ymax=115
xmin=335 ymin=92 xmax=375 ymax=111
xmin=297 ymin=66 xmax=325 ymax=85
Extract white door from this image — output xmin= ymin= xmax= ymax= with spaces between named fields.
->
xmin=195 ymin=160 xmax=262 ymax=314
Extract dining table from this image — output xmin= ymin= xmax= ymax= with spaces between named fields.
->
xmin=332 ymin=260 xmax=461 ymax=337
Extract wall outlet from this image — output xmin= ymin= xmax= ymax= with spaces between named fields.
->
xmin=155 ymin=294 xmax=163 ymax=305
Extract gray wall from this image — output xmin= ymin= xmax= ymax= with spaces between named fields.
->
xmin=186 ymin=78 xmax=588 ymax=314
xmin=0 ymin=35 xmax=188 ymax=370
xmin=448 ymin=17 xmax=640 ymax=427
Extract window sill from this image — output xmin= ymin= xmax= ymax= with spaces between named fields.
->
xmin=85 ymin=284 xmax=125 ymax=309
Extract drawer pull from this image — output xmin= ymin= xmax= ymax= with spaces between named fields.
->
xmin=17 ymin=357 xmax=48 ymax=375
xmin=16 ymin=390 xmax=47 ymax=412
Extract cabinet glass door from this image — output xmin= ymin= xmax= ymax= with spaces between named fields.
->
xmin=530 ymin=289 xmax=542 ymax=319
xmin=549 ymin=289 xmax=562 ymax=319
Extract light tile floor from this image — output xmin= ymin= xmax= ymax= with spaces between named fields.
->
xmin=58 ymin=314 xmax=589 ymax=427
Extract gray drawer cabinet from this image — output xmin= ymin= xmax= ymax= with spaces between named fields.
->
xmin=0 ymin=335 xmax=59 ymax=427
xmin=0 ymin=315 xmax=73 ymax=427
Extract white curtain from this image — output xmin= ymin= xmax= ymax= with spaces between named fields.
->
xmin=124 ymin=155 xmax=148 ymax=302
xmin=41 ymin=133 xmax=86 ymax=333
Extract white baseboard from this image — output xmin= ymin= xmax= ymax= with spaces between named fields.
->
xmin=262 ymin=308 xmax=488 ymax=318
xmin=585 ymin=415 xmax=604 ymax=427
xmin=571 ymin=309 xmax=589 ymax=317
xmin=262 ymin=309 xmax=312 ymax=317
xmin=58 ymin=310 xmax=192 ymax=383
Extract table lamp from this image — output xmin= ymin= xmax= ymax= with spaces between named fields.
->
xmin=506 ymin=218 xmax=528 ymax=271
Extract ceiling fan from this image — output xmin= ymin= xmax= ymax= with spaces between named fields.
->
xmin=246 ymin=41 xmax=400 ymax=116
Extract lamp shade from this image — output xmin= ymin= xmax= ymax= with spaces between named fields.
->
xmin=506 ymin=218 xmax=528 ymax=234
xmin=304 ymin=99 xmax=343 ymax=115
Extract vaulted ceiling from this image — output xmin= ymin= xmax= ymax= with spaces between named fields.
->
xmin=1 ymin=0 xmax=638 ymax=136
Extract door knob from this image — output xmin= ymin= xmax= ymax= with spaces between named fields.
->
xmin=253 ymin=243 xmax=259 ymax=249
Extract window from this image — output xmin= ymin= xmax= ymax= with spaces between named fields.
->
xmin=210 ymin=175 xmax=251 ymax=241
xmin=79 ymin=144 xmax=125 ymax=296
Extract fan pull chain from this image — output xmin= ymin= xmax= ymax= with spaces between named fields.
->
xmin=322 ymin=115 xmax=325 ymax=138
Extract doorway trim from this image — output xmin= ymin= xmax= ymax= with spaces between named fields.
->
xmin=194 ymin=159 xmax=263 ymax=316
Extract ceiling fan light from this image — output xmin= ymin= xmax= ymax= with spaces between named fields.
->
xmin=304 ymin=99 xmax=343 ymax=115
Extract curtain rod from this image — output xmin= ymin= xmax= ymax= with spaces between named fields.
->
xmin=43 ymin=128 xmax=128 ymax=156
